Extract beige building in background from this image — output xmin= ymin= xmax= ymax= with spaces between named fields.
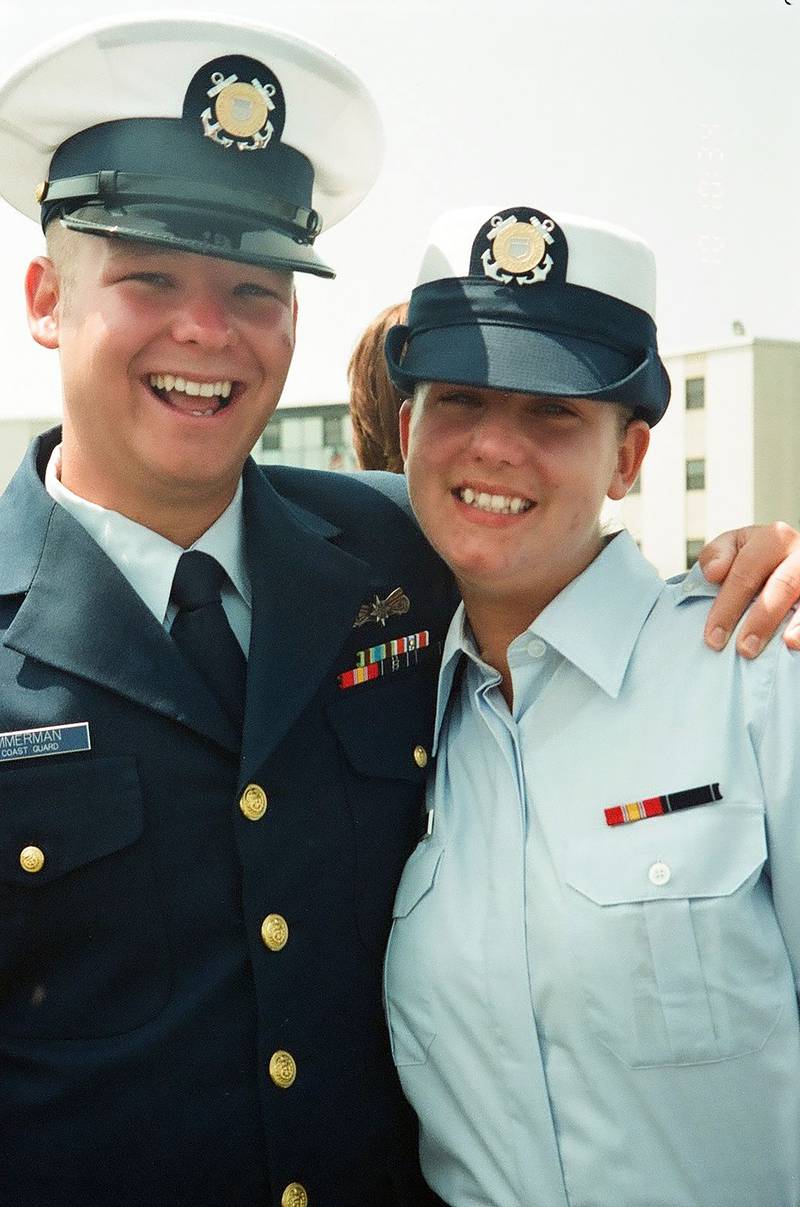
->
xmin=0 ymin=417 xmax=60 ymax=489
xmin=618 ymin=337 xmax=800 ymax=578
xmin=0 ymin=403 xmax=356 ymax=493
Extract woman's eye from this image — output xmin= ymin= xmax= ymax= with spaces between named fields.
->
xmin=440 ymin=393 xmax=481 ymax=407
xmin=536 ymin=403 xmax=574 ymax=418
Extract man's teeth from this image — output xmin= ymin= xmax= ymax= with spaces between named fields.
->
xmin=149 ymin=374 xmax=232 ymax=399
xmin=458 ymin=487 xmax=533 ymax=515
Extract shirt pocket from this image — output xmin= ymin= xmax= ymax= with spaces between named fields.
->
xmin=564 ymin=805 xmax=788 ymax=1067
xmin=0 ymin=756 xmax=171 ymax=1040
xmin=383 ymin=839 xmax=443 ymax=1067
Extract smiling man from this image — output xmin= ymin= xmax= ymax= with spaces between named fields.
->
xmin=0 ymin=16 xmax=454 ymax=1207
xmin=30 ymin=234 xmax=298 ymax=544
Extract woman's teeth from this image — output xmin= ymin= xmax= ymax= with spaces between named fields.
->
xmin=457 ymin=486 xmax=533 ymax=515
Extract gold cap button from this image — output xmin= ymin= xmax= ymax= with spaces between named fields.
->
xmin=269 ymin=1050 xmax=297 ymax=1089
xmin=20 ymin=846 xmax=45 ymax=874
xmin=239 ymin=783 xmax=268 ymax=821
xmin=261 ymin=914 xmax=289 ymax=951
xmin=34 ymin=180 xmax=48 ymax=204
xmin=281 ymin=1185 xmax=308 ymax=1207
xmin=413 ymin=745 xmax=428 ymax=769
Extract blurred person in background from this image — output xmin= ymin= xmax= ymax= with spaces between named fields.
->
xmin=348 ymin=301 xmax=408 ymax=472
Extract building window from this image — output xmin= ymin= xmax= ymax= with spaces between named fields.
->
xmin=685 ymin=377 xmax=705 ymax=410
xmin=686 ymin=539 xmax=704 ymax=568
xmin=323 ymin=415 xmax=344 ymax=447
xmin=261 ymin=420 xmax=282 ymax=451
xmin=686 ymin=458 xmax=705 ymax=491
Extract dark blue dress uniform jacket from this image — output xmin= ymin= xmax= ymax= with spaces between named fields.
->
xmin=0 ymin=429 xmax=453 ymax=1207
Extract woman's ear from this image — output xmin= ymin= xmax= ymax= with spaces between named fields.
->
xmin=399 ymin=398 xmax=413 ymax=464
xmin=608 ymin=418 xmax=650 ymax=501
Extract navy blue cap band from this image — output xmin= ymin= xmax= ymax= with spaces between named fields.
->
xmin=39 ymin=107 xmax=333 ymax=276
xmin=40 ymin=168 xmax=321 ymax=241
xmin=385 ymin=277 xmax=671 ymax=425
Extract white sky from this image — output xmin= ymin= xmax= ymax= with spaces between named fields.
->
xmin=0 ymin=0 xmax=797 ymax=418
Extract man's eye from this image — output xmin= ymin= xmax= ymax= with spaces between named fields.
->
xmin=234 ymin=282 xmax=276 ymax=298
xmin=126 ymin=272 xmax=172 ymax=287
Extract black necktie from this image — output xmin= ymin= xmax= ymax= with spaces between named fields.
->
xmin=169 ymin=551 xmax=247 ymax=731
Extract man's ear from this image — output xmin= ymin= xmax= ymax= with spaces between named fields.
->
xmin=25 ymin=257 xmax=61 ymax=350
xmin=607 ymin=418 xmax=650 ymax=501
xmin=398 ymin=399 xmax=412 ymax=463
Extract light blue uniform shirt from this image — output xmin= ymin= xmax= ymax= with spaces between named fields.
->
xmin=384 ymin=531 xmax=800 ymax=1207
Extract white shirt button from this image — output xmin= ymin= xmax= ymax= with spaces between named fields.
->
xmin=526 ymin=637 xmax=547 ymax=659
xmin=648 ymin=860 xmax=671 ymax=887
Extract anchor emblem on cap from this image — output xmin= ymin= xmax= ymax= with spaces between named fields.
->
xmin=201 ymin=70 xmax=276 ymax=151
xmin=481 ymin=213 xmax=555 ymax=285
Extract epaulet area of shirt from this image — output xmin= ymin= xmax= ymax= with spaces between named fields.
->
xmin=668 ymin=562 xmax=720 ymax=606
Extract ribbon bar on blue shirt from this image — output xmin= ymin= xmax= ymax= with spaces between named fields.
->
xmin=605 ymin=782 xmax=722 ymax=827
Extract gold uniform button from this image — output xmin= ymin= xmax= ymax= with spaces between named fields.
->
xmin=269 ymin=1050 xmax=297 ymax=1089
xmin=413 ymin=745 xmax=429 ymax=769
xmin=239 ymin=784 xmax=268 ymax=821
xmin=261 ymin=914 xmax=289 ymax=951
xmin=20 ymin=846 xmax=45 ymax=874
xmin=281 ymin=1185 xmax=308 ymax=1207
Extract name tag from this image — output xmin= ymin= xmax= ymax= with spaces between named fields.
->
xmin=0 ymin=722 xmax=91 ymax=763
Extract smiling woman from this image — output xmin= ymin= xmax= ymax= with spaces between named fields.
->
xmin=400 ymin=380 xmax=647 ymax=665
xmin=383 ymin=202 xmax=800 ymax=1207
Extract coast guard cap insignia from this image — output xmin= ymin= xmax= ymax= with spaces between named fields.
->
xmin=470 ymin=206 xmax=569 ymax=286
xmin=353 ymin=587 xmax=411 ymax=628
xmin=186 ymin=56 xmax=284 ymax=152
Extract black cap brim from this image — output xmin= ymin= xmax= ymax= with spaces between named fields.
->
xmin=62 ymin=202 xmax=334 ymax=277
xmin=390 ymin=323 xmax=634 ymax=397
xmin=384 ymin=278 xmax=671 ymax=425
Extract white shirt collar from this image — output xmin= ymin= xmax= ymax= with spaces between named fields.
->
xmin=45 ymin=443 xmax=251 ymax=624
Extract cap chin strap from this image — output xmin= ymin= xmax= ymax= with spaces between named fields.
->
xmin=40 ymin=171 xmax=321 ymax=241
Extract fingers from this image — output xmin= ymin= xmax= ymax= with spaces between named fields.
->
xmin=697 ymin=529 xmax=743 ymax=585
xmin=783 ymin=606 xmax=800 ymax=651
xmin=702 ymin=524 xmax=800 ymax=656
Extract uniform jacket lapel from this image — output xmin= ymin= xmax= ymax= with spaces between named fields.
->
xmin=0 ymin=433 xmax=239 ymax=753
xmin=1 ymin=436 xmax=382 ymax=767
xmin=240 ymin=460 xmax=373 ymax=783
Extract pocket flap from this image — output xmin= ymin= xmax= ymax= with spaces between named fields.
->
xmin=565 ymin=805 xmax=766 ymax=905
xmin=393 ymin=842 xmax=443 ymax=917
xmin=325 ymin=665 xmax=437 ymax=784
xmin=0 ymin=757 xmax=143 ymax=887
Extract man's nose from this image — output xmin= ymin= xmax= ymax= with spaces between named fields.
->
xmin=170 ymin=292 xmax=235 ymax=348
